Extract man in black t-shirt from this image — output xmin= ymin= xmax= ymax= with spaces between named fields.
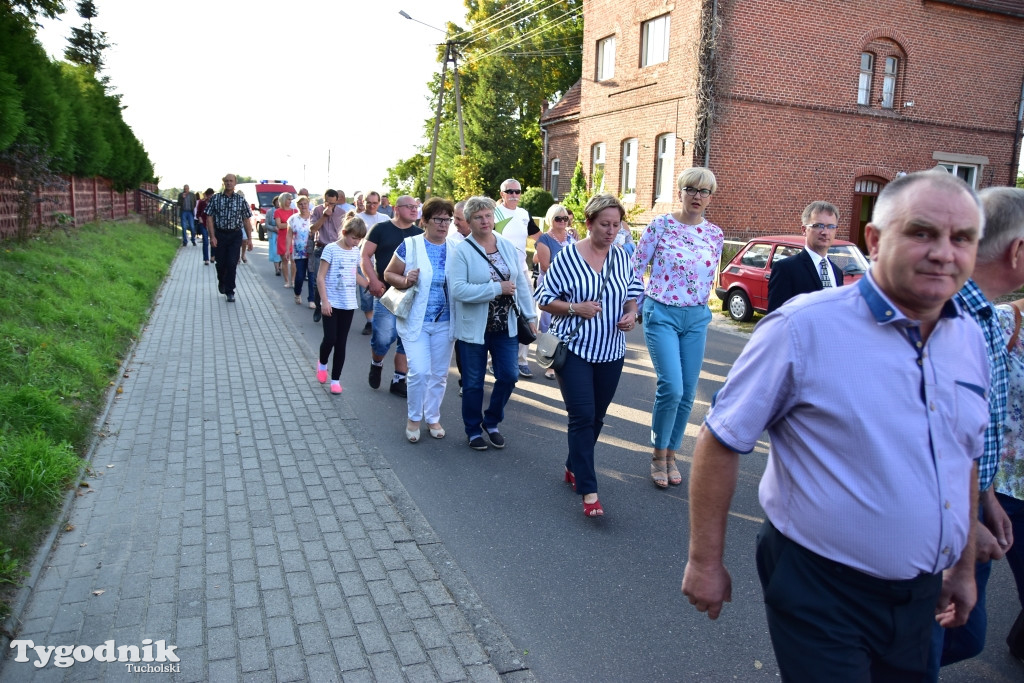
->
xmin=359 ymin=195 xmax=424 ymax=396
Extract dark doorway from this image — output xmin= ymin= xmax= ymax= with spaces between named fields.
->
xmin=850 ymin=177 xmax=886 ymax=253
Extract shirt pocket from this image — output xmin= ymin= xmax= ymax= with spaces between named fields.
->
xmin=953 ymin=379 xmax=989 ymax=457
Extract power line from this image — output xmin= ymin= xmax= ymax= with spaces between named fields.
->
xmin=465 ymin=8 xmax=579 ymax=66
xmin=448 ymin=1 xmax=542 ymax=42
xmin=458 ymin=0 xmax=566 ymax=50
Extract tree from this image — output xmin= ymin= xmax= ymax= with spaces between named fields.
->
xmin=1 ymin=0 xmax=65 ymax=23
xmin=562 ymin=160 xmax=589 ymax=224
xmin=383 ymin=152 xmax=429 ymax=199
xmin=64 ymin=0 xmax=111 ymax=93
xmin=235 ymin=174 xmax=256 ymax=183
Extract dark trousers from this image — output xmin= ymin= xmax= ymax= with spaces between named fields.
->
xmin=555 ymin=350 xmax=624 ymax=496
xmin=459 ymin=333 xmax=518 ymax=438
xmin=997 ymin=492 xmax=1024 ymax=610
xmin=213 ymin=229 xmax=243 ymax=296
xmin=293 ymin=258 xmax=309 ymax=299
xmin=320 ymin=308 xmax=355 ymax=381
xmin=756 ymin=521 xmax=942 ymax=682
xmin=312 ymin=245 xmax=325 ymax=313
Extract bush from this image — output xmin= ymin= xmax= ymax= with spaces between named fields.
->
xmin=520 ymin=187 xmax=554 ymax=219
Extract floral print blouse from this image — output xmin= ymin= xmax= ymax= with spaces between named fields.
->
xmin=630 ymin=214 xmax=724 ymax=308
xmin=996 ymin=303 xmax=1024 ymax=499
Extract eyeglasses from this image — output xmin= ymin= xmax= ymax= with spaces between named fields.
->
xmin=806 ymin=223 xmax=838 ymax=231
xmin=552 ymin=216 xmax=570 ymax=223
xmin=396 ymin=204 xmax=417 ymax=210
xmin=682 ymin=187 xmax=712 ymax=198
xmin=502 ymin=189 xmax=522 ymax=195
xmin=430 ymin=217 xmax=452 ymax=226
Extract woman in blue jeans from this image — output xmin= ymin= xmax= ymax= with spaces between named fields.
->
xmin=449 ymin=196 xmax=538 ymax=452
xmin=537 ymin=194 xmax=642 ymax=517
xmin=631 ymin=167 xmax=724 ymax=488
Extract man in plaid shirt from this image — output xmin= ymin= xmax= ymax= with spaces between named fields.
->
xmin=205 ymin=173 xmax=253 ymax=302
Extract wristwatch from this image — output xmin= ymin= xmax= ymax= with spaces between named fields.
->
xmin=568 ymin=303 xmax=576 ymax=316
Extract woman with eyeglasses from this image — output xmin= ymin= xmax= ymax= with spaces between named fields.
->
xmin=534 ymin=203 xmax=576 ymax=379
xmin=631 ymin=167 xmax=724 ymax=489
xmin=383 ymin=197 xmax=459 ymax=443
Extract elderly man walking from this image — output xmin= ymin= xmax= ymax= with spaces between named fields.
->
xmin=178 ymin=184 xmax=197 ymax=247
xmin=682 ymin=170 xmax=989 ymax=681
xmin=205 ymin=174 xmax=253 ymax=303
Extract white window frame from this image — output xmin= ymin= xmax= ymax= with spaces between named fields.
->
xmin=938 ymin=162 xmax=978 ymax=188
xmin=597 ymin=36 xmax=615 ymax=81
xmin=621 ymin=138 xmax=638 ymax=199
xmin=881 ymin=56 xmax=898 ymax=109
xmin=857 ymin=52 xmax=873 ymax=105
xmin=592 ymin=143 xmax=606 ymax=192
xmin=549 ymin=158 xmax=560 ymax=197
xmin=654 ymin=134 xmax=676 ymax=202
xmin=641 ymin=15 xmax=671 ymax=67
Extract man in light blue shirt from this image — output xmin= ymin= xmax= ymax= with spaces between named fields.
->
xmin=681 ymin=171 xmax=989 ymax=681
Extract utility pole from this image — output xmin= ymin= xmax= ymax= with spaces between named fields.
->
xmin=426 ymin=41 xmax=451 ymax=198
xmin=452 ymin=47 xmax=466 ymax=155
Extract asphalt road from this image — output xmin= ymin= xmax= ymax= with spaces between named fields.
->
xmin=243 ymin=240 xmax=1023 ymax=682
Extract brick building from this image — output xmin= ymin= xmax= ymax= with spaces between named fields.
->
xmin=541 ymin=0 xmax=1024 ymax=247
xmin=540 ymin=81 xmax=581 ymax=201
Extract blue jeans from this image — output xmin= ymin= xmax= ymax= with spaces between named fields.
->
xmin=371 ymin=299 xmax=405 ymax=358
xmin=359 ymin=285 xmax=374 ymax=313
xmin=997 ymin=492 xmax=1024 ymax=609
xmin=181 ymin=211 xmax=195 ymax=244
xmin=293 ymin=258 xmax=310 ymax=299
xmin=556 ymin=349 xmax=624 ymax=496
xmin=197 ymin=226 xmax=209 ymax=262
xmin=642 ymin=298 xmax=712 ymax=449
xmin=459 ymin=333 xmax=518 ymax=438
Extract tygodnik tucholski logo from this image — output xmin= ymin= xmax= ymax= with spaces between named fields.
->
xmin=9 ymin=638 xmax=180 ymax=671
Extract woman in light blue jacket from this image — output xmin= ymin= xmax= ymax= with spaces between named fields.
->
xmin=449 ymin=196 xmax=538 ymax=451
xmin=383 ymin=198 xmax=459 ymax=443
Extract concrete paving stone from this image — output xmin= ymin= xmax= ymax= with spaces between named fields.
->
xmin=323 ymin=606 xmax=357 ymax=639
xmin=306 ymin=485 xmax=328 ymax=501
xmin=254 ymin=546 xmax=281 ymax=568
xmin=147 ymin=576 xmax=177 ymax=605
xmin=266 ymin=615 xmax=297 ymax=649
xmin=316 ymin=516 xmax=341 ymax=536
xmin=368 ymin=651 xmax=405 ymax=680
xmin=257 ymin=566 xmax=285 ymax=590
xmin=61 ymin=575 xmax=96 ymax=602
xmin=360 ymin=513 xmax=386 ymax=533
xmin=233 ymin=580 xmax=259 ymax=609
xmin=208 ymin=657 xmax=241 ymax=683
xmin=367 ymin=580 xmax=398 ymax=607
xmin=206 ymin=530 xmax=229 ymax=549
xmin=388 ymin=568 xmax=419 ymax=595
xmin=121 ymin=572 xmax=149 ymax=600
xmin=183 ymin=494 xmax=205 ymax=511
xmin=34 ymin=566 xmax=71 ymax=594
xmin=231 ymin=559 xmax=257 ymax=584
xmin=308 ymin=559 xmax=335 ymax=585
xmin=395 ymin=540 xmax=427 ymax=563
xmin=281 ymin=550 xmax=307 ymax=574
xmin=405 ymin=662 xmax=444 ymax=683
xmin=297 ymin=622 xmax=331 ymax=655
xmin=238 ymin=637 xmax=270 ymax=673
xmin=303 ymin=653 xmax=341 ymax=683
xmin=78 ymin=613 xmax=115 ymax=644
xmin=368 ymin=530 xmax=395 ymax=552
xmin=356 ymin=622 xmax=391 ymax=655
xmin=377 ymin=505 xmax=403 ymax=524
xmin=176 ymin=615 xmax=204 ymax=648
xmin=225 ymin=477 xmax=244 ymax=493
xmin=289 ymin=493 xmax=312 ymax=512
xmin=386 ymin=521 xmax=415 ymax=544
xmin=230 ymin=539 xmax=255 ymax=560
xmin=428 ymin=646 xmax=468 ymax=683
xmin=177 ymin=587 xmax=205 ymax=618
xmin=291 ymin=595 xmax=321 ymax=625
xmin=341 ymin=668 xmax=374 ymax=683
xmin=22 ymin=588 xmax=62 ymax=621
xmin=302 ymin=539 xmax=329 ymax=562
xmin=273 ymin=515 xmax=297 ymax=534
xmin=207 ymin=625 xmax=239 ymax=661
xmin=434 ymin=604 xmax=472 ymax=636
xmin=466 ymin=663 xmax=503 ymax=683
xmin=379 ymin=602 xmax=415 ymax=636
xmin=407 ymin=558 xmax=440 ymax=582
xmin=390 ymin=631 xmax=428 ymax=666
xmin=252 ymin=527 xmax=275 ymax=547
xmin=334 ymin=504 xmax=359 ymax=523
xmin=413 ymin=617 xmax=450 ymax=651
xmin=181 ymin=526 xmax=204 ymax=546
xmin=234 ymin=606 xmax=265 ymax=639
xmin=285 ymin=571 xmax=314 ymax=597
xmin=341 ymin=521 xmax=367 ymax=541
xmin=348 ymin=539 xmax=375 ymax=561
xmin=227 ymin=504 xmax=250 ymax=524
xmin=399 ymin=592 xmax=435 ymax=621
xmin=420 ymin=580 xmax=455 ymax=608
xmin=296 ymin=522 xmax=322 ymax=543
xmin=337 ymin=571 xmax=369 ymax=598
xmin=352 ymin=498 xmax=376 ymax=516
xmin=205 ymin=498 xmax=227 ymax=518
xmin=272 ymin=646 xmax=307 ymax=682
xmin=261 ymin=588 xmax=291 ymax=618
xmin=144 ymin=601 xmax=174 ymax=635
xmin=205 ymin=573 xmax=231 ymax=600
xmin=206 ymin=597 xmax=232 ymax=628
xmin=333 ymin=635 xmax=367 ymax=672
xmin=48 ymin=602 xmax=86 ymax=635
xmin=178 ymin=564 xmax=204 ymax=590
xmin=449 ymin=631 xmax=488 ymax=666
xmin=177 ymin=544 xmax=202 ymax=569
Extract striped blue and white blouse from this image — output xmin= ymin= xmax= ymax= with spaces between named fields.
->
xmin=535 ymin=244 xmax=643 ymax=363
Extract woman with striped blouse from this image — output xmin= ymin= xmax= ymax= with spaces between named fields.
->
xmin=536 ymin=194 xmax=643 ymax=518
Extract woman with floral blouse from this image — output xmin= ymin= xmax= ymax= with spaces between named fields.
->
xmin=631 ymin=167 xmax=724 ymax=489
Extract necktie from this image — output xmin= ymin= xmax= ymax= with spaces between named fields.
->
xmin=820 ymin=258 xmax=832 ymax=288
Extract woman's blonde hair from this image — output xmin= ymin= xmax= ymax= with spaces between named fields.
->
xmin=676 ymin=167 xmax=717 ymax=194
xmin=544 ymin=203 xmax=569 ymax=229
xmin=583 ymin=194 xmax=625 ymax=223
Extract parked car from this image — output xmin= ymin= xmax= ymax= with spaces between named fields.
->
xmin=715 ymin=235 xmax=870 ymax=321
xmin=235 ymin=181 xmax=297 ymax=240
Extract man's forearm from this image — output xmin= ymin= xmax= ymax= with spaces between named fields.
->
xmin=688 ymin=425 xmax=740 ymax=566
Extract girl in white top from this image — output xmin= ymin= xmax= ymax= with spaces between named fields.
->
xmin=315 ymin=212 xmax=369 ymax=394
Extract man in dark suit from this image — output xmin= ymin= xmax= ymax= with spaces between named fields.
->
xmin=766 ymin=201 xmax=845 ymax=313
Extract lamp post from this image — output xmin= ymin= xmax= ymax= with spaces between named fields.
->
xmin=399 ymin=10 xmax=466 ymax=197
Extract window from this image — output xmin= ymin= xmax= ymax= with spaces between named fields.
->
xmin=857 ymin=53 xmax=873 ymax=105
xmin=592 ymin=143 xmax=606 ymax=192
xmin=597 ymin=36 xmax=615 ymax=80
xmin=549 ymin=159 xmax=560 ymax=196
xmin=621 ymin=138 xmax=638 ymax=198
xmin=641 ymin=15 xmax=671 ymax=67
xmin=654 ymin=134 xmax=675 ymax=202
xmin=881 ymin=57 xmax=898 ymax=108
xmin=938 ymin=163 xmax=978 ymax=188
xmin=740 ymin=243 xmax=772 ymax=269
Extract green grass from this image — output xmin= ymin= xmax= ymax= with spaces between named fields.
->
xmin=0 ymin=221 xmax=177 ymax=614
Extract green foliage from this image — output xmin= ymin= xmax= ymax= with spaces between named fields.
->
xmin=235 ymin=174 xmax=256 ymax=184
xmin=2 ymin=0 xmax=66 ymax=22
xmin=63 ymin=1 xmax=109 ymax=73
xmin=1018 ymin=172 xmax=1023 ymax=189
xmin=451 ymin=154 xmax=485 ymax=200
xmin=385 ymin=0 xmax=582 ymax=198
xmin=0 ymin=221 xmax=177 ymax=604
xmin=562 ymin=160 xmax=590 ymax=223
xmin=521 ymin=187 xmax=554 ymax=218
xmin=384 ymin=152 xmax=429 ymax=199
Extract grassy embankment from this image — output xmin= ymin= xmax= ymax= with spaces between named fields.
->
xmin=0 ymin=221 xmax=177 ymax=619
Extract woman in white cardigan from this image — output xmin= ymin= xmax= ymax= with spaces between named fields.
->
xmin=384 ymin=197 xmax=459 ymax=443
xmin=449 ymin=196 xmax=538 ymax=451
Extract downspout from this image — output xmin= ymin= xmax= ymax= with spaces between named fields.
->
xmin=1011 ymin=71 xmax=1024 ymax=186
xmin=703 ymin=0 xmax=718 ymax=168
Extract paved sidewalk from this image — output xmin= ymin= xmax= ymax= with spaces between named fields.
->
xmin=0 ymin=247 xmax=529 ymax=682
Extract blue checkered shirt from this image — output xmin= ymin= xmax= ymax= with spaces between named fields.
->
xmin=955 ymin=279 xmax=1007 ymax=491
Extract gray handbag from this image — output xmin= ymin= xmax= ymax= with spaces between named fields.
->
xmin=380 ymin=237 xmax=417 ymax=319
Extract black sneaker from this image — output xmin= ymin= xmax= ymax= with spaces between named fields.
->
xmin=226 ymin=294 xmax=235 ymax=303
xmin=484 ymin=430 xmax=505 ymax=449
xmin=369 ymin=364 xmax=383 ymax=389
xmin=468 ymin=436 xmax=488 ymax=451
xmin=313 ymin=308 xmax=322 ymax=323
xmin=362 ymin=322 xmax=372 ymax=335
xmin=518 ymin=364 xmax=533 ymax=378
xmin=390 ymin=378 xmax=407 ymax=398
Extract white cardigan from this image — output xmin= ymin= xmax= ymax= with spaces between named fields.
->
xmin=395 ymin=234 xmax=459 ymax=343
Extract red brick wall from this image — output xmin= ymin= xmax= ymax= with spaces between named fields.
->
xmin=575 ymin=0 xmax=1024 ymax=235
xmin=544 ymin=120 xmax=579 ymax=200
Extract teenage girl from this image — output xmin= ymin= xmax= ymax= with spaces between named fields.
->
xmin=316 ymin=212 xmax=369 ymax=394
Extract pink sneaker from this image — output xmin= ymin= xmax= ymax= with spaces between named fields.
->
xmin=316 ymin=368 xmax=328 ymax=384
xmin=330 ymin=382 xmax=343 ymax=394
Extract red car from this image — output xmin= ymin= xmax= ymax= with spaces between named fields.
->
xmin=715 ymin=235 xmax=870 ymax=321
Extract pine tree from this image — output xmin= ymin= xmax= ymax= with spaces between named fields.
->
xmin=63 ymin=1 xmax=109 ymax=74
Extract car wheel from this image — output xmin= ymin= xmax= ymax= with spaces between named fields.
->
xmin=727 ymin=290 xmax=753 ymax=322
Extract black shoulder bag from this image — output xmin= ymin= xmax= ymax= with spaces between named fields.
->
xmin=465 ymin=239 xmax=537 ymax=345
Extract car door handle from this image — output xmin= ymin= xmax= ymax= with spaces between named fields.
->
xmin=764 ymin=274 xmax=770 ymax=280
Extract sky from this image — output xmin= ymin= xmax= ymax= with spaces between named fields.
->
xmin=35 ymin=0 xmax=470 ymax=194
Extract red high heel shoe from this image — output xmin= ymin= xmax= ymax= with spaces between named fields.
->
xmin=582 ymin=498 xmax=603 ymax=517
xmin=564 ymin=467 xmax=576 ymax=490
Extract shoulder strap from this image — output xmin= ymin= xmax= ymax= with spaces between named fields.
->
xmin=1008 ymin=302 xmax=1022 ymax=352
xmin=465 ymin=239 xmax=507 ymax=280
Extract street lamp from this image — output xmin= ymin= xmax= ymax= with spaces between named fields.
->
xmin=399 ymin=10 xmax=467 ymax=197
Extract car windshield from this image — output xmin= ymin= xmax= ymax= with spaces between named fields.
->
xmin=257 ymin=192 xmax=279 ymax=209
xmin=828 ymin=245 xmax=870 ymax=274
